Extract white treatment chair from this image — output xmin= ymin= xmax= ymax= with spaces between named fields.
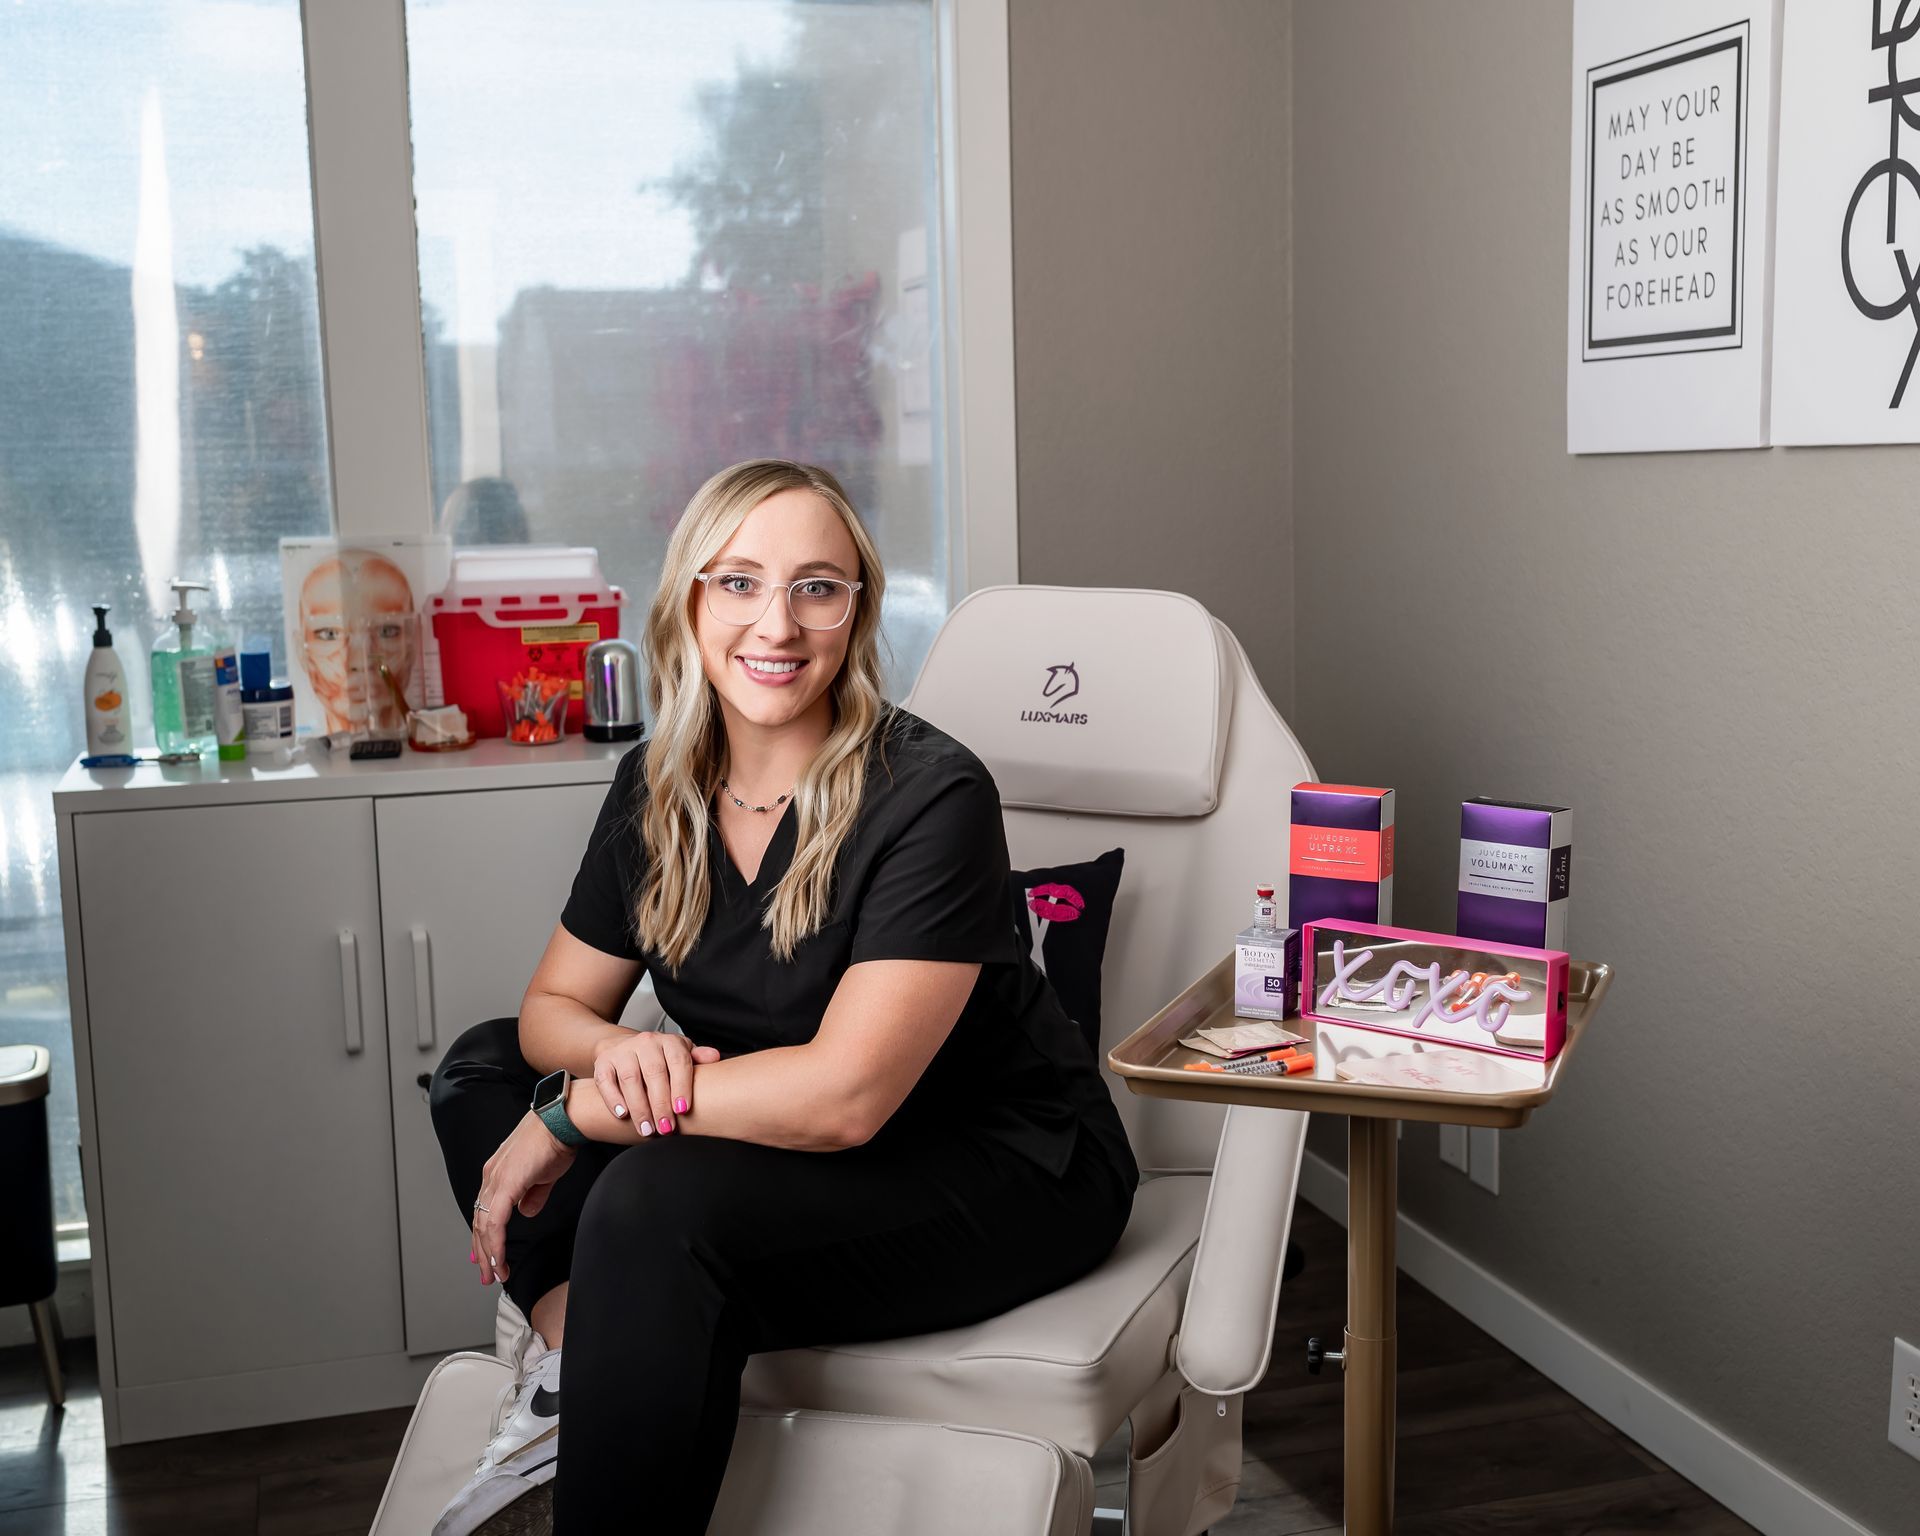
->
xmin=371 ymin=586 xmax=1316 ymax=1536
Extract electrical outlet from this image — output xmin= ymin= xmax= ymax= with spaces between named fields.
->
xmin=1438 ymin=1124 xmax=1468 ymax=1173
xmin=1891 ymin=1338 xmax=1920 ymax=1463
xmin=1469 ymin=1126 xmax=1500 ymax=1194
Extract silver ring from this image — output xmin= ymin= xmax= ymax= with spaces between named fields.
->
xmin=473 ymin=1201 xmax=491 ymax=1214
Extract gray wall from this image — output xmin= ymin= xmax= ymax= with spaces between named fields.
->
xmin=1013 ymin=1 xmax=1918 ymax=1529
xmin=1291 ymin=4 xmax=1920 ymax=1532
xmin=1010 ymin=0 xmax=1294 ymax=716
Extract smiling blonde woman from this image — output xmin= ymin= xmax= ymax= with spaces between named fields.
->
xmin=427 ymin=460 xmax=1138 ymax=1536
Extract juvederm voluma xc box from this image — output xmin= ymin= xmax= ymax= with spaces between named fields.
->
xmin=1289 ymin=784 xmax=1394 ymax=927
xmin=1457 ymin=799 xmax=1571 ymax=950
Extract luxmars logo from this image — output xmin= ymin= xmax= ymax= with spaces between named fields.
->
xmin=1022 ymin=663 xmax=1089 ymax=724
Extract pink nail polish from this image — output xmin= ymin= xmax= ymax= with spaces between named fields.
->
xmin=658 ymin=1116 xmax=674 ymax=1134
xmin=638 ymin=1118 xmax=653 ymax=1137
xmin=674 ymin=1097 xmax=688 ymax=1115
xmin=614 ymin=1104 xmax=627 ymax=1118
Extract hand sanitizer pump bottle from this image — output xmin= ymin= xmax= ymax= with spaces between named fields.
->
xmin=151 ymin=579 xmax=219 ymax=757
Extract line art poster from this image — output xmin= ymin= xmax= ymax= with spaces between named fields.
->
xmin=1773 ymin=2 xmax=1920 ymax=443
xmin=1567 ymin=0 xmax=1781 ymax=454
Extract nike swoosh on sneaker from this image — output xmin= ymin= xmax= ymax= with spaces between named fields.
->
xmin=529 ymin=1384 xmax=561 ymax=1418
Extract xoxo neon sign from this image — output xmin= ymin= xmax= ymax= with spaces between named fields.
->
xmin=1315 ymin=940 xmax=1533 ymax=1036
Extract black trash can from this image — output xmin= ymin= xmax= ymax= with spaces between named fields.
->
xmin=0 ymin=1044 xmax=62 ymax=1405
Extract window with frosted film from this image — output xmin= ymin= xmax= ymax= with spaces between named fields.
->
xmin=407 ymin=0 xmax=948 ymax=693
xmin=0 ymin=0 xmax=333 ymax=1226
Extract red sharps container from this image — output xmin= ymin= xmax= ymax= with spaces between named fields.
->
xmin=428 ymin=547 xmax=625 ymax=739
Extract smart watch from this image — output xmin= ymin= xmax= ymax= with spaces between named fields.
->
xmin=530 ymin=1068 xmax=587 ymax=1148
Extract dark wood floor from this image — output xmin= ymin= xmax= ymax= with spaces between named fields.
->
xmin=0 ymin=1200 xmax=1756 ymax=1535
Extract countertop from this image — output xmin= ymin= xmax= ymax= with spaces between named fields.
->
xmin=53 ymin=735 xmax=633 ymax=812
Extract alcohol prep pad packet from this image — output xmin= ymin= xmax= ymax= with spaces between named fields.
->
xmin=1182 ymin=1020 xmax=1310 ymax=1058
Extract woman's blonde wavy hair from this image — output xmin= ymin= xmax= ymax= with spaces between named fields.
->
xmin=635 ymin=459 xmax=889 ymax=972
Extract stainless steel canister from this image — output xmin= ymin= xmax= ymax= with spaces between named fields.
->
xmin=583 ymin=638 xmax=643 ymax=742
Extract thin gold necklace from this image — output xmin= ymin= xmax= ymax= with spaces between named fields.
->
xmin=719 ymin=777 xmax=793 ymax=814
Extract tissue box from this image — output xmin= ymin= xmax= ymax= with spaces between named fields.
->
xmin=1458 ymin=799 xmax=1571 ymax=951
xmin=1290 ymin=783 xmax=1394 ymax=927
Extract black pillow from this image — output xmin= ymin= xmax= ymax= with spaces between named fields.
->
xmin=1008 ymin=848 xmax=1125 ymax=1055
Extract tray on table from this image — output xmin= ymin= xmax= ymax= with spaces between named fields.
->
xmin=1107 ymin=954 xmax=1613 ymax=1129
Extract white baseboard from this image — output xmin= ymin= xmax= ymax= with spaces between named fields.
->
xmin=1297 ymin=1152 xmax=1877 ymax=1536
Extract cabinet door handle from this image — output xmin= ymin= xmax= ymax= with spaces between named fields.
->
xmin=338 ymin=929 xmax=365 ymax=1056
xmin=412 ymin=925 xmax=436 ymax=1051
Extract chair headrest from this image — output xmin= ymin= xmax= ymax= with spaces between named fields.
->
xmin=905 ymin=585 xmax=1233 ymax=817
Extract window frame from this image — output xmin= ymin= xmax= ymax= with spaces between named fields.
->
xmin=299 ymin=0 xmax=1017 ymax=590
xmin=17 ymin=0 xmax=1012 ymax=1263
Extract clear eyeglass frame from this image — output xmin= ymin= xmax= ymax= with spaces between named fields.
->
xmin=692 ymin=571 xmax=864 ymax=630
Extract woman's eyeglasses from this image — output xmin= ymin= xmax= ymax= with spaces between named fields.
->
xmin=693 ymin=571 xmax=862 ymax=631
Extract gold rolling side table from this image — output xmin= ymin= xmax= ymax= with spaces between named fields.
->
xmin=1109 ymin=954 xmax=1613 ymax=1536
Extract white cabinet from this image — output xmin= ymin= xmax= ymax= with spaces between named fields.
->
xmin=376 ymin=784 xmax=608 ymax=1357
xmin=54 ymin=741 xmax=625 ymax=1443
xmin=74 ymin=799 xmax=404 ymax=1387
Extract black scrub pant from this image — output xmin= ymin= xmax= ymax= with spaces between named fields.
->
xmin=430 ymin=1017 xmax=1135 ymax=1535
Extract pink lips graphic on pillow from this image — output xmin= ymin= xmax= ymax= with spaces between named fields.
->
xmin=1026 ymin=883 xmax=1085 ymax=923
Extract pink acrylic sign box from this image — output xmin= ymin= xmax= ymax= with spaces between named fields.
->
xmin=1300 ymin=919 xmax=1571 ymax=1060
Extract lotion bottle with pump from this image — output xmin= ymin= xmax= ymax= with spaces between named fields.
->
xmin=151 ymin=579 xmax=219 ymax=756
xmin=83 ymin=605 xmax=132 ymax=755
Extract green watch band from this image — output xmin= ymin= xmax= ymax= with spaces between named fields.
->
xmin=531 ymin=1068 xmax=587 ymax=1148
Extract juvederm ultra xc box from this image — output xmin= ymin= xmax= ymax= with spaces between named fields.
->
xmin=1457 ymin=799 xmax=1571 ymax=950
xmin=1289 ymin=783 xmax=1394 ymax=927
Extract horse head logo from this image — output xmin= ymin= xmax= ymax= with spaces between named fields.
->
xmin=1041 ymin=663 xmax=1079 ymax=708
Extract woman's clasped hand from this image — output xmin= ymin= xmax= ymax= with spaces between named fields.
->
xmin=592 ymin=1026 xmax=722 ymax=1137
xmin=467 ymin=1029 xmax=724 ymax=1286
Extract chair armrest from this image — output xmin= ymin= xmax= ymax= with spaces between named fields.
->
xmin=615 ymin=972 xmax=669 ymax=1033
xmin=1174 ymin=1103 xmax=1309 ymax=1395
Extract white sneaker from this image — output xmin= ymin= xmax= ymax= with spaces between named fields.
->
xmin=431 ymin=1337 xmax=562 ymax=1536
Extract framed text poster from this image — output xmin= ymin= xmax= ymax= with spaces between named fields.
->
xmin=1567 ymin=0 xmax=1782 ymax=454
xmin=1773 ymin=3 xmax=1920 ymax=443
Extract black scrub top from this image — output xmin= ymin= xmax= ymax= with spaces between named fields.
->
xmin=560 ymin=706 xmax=1136 ymax=1184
